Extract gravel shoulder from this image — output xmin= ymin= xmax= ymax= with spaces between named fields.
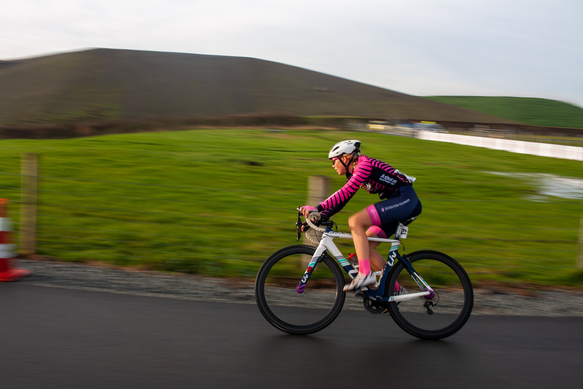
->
xmin=12 ymin=259 xmax=583 ymax=317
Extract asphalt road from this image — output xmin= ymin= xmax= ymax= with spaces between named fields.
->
xmin=1 ymin=283 xmax=581 ymax=389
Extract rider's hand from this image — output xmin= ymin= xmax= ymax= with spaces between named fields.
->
xmin=299 ymin=206 xmax=317 ymax=218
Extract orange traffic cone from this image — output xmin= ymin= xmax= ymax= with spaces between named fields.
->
xmin=0 ymin=199 xmax=31 ymax=281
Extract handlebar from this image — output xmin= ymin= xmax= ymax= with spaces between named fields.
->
xmin=305 ymin=211 xmax=326 ymax=232
xmin=295 ymin=208 xmax=332 ymax=243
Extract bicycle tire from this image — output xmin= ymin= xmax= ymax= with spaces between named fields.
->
xmin=385 ymin=250 xmax=473 ymax=340
xmin=255 ymin=245 xmax=346 ymax=335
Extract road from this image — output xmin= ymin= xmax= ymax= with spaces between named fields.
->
xmin=1 ymin=283 xmax=581 ymax=389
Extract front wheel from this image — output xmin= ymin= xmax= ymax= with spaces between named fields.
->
xmin=255 ymin=245 xmax=346 ymax=335
xmin=385 ymin=250 xmax=473 ymax=340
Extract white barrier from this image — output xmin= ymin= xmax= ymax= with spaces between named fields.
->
xmin=416 ymin=130 xmax=583 ymax=161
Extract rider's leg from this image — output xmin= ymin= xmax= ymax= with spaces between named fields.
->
xmin=365 ymin=232 xmax=384 ymax=272
xmin=344 ymin=209 xmax=377 ymax=291
xmin=348 ymin=209 xmax=373 ymax=274
xmin=367 ymin=225 xmax=401 ymax=291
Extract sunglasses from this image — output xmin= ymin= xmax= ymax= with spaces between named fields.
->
xmin=331 ymin=157 xmax=340 ymax=167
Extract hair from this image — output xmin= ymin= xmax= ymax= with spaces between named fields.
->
xmin=346 ymin=151 xmax=360 ymax=171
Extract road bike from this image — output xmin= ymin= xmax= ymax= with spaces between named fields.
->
xmin=255 ymin=210 xmax=473 ymax=340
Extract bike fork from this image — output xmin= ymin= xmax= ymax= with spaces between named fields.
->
xmin=296 ymin=254 xmax=323 ymax=293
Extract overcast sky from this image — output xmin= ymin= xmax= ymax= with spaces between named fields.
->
xmin=1 ymin=0 xmax=582 ymax=107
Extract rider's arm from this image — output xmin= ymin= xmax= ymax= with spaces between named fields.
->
xmin=316 ymin=158 xmax=372 ymax=216
xmin=320 ymin=199 xmax=349 ymax=219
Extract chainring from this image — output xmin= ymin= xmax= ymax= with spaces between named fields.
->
xmin=363 ymin=297 xmax=388 ymax=315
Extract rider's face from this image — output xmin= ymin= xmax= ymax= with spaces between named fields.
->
xmin=332 ymin=156 xmax=346 ymax=175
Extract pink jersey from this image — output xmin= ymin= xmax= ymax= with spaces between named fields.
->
xmin=316 ymin=155 xmax=412 ymax=218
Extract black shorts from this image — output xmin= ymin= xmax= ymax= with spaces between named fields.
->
xmin=366 ymin=185 xmax=422 ymax=239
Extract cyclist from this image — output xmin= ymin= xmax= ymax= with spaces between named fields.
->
xmin=300 ymin=140 xmax=421 ymax=291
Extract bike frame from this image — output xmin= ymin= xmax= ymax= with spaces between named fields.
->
xmin=298 ymin=227 xmax=434 ymax=303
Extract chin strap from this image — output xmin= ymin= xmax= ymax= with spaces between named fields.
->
xmin=341 ymin=154 xmax=357 ymax=180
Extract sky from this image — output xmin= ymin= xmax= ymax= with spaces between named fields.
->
xmin=1 ymin=0 xmax=582 ymax=107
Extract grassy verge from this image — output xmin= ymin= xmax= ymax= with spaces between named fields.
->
xmin=426 ymin=96 xmax=583 ymax=128
xmin=1 ymin=128 xmax=581 ymax=287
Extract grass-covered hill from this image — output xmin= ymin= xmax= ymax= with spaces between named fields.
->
xmin=426 ymin=96 xmax=583 ymax=128
xmin=0 ymin=48 xmax=514 ymax=126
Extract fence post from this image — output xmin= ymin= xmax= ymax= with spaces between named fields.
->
xmin=302 ymin=176 xmax=329 ymax=266
xmin=19 ymin=153 xmax=38 ymax=257
xmin=307 ymin=175 xmax=329 ymax=208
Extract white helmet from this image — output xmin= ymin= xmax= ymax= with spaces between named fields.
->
xmin=328 ymin=140 xmax=361 ymax=159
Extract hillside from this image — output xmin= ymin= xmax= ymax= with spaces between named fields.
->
xmin=0 ymin=48 xmax=515 ymax=126
xmin=426 ymin=96 xmax=583 ymax=128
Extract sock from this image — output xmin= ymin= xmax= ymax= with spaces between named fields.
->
xmin=358 ymin=259 xmax=371 ymax=275
xmin=394 ymin=281 xmax=401 ymax=291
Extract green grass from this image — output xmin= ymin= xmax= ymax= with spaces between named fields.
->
xmin=426 ymin=96 xmax=583 ymax=128
xmin=1 ymin=128 xmax=582 ymax=288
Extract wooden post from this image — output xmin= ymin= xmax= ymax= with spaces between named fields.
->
xmin=19 ymin=153 xmax=38 ymax=257
xmin=302 ymin=176 xmax=329 ymax=266
xmin=307 ymin=176 xmax=329 ymax=208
